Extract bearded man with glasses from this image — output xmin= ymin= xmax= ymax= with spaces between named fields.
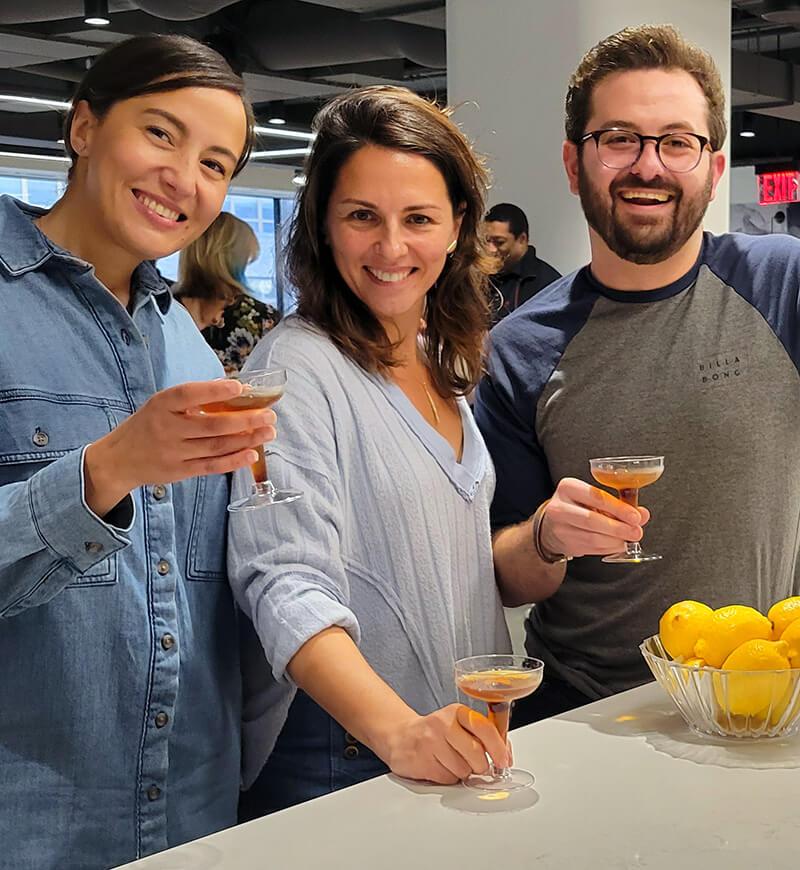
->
xmin=475 ymin=24 xmax=800 ymax=726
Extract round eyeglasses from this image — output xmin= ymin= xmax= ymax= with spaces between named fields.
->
xmin=580 ymin=128 xmax=712 ymax=173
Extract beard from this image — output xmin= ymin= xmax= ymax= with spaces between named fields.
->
xmin=577 ymin=161 xmax=713 ymax=265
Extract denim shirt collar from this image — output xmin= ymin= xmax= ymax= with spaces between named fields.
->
xmin=0 ymin=195 xmax=173 ymax=315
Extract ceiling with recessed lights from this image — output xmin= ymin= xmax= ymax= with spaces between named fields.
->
xmin=0 ymin=0 xmax=445 ymax=167
xmin=2 ymin=1 xmax=800 ymax=169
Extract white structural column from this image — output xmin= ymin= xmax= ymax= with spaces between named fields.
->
xmin=447 ymin=0 xmax=731 ymax=275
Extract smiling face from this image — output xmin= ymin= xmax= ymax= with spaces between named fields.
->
xmin=324 ymin=144 xmax=462 ymax=333
xmin=483 ymin=220 xmax=528 ymax=270
xmin=69 ymin=86 xmax=248 ymax=265
xmin=564 ymin=68 xmax=725 ymax=265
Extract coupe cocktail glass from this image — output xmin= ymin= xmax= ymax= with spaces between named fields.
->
xmin=200 ymin=368 xmax=303 ymax=512
xmin=455 ymin=654 xmax=544 ymax=792
xmin=589 ymin=455 xmax=664 ymax=563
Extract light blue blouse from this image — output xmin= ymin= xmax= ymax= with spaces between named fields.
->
xmin=230 ymin=315 xmax=511 ymax=786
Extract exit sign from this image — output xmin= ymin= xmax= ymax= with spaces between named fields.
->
xmin=758 ymin=170 xmax=800 ymax=205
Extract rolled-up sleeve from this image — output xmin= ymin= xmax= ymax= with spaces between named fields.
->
xmin=227 ymin=335 xmax=358 ymax=682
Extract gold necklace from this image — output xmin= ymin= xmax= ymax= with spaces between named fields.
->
xmin=420 ymin=380 xmax=440 ymax=425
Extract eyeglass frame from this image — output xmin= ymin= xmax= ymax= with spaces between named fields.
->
xmin=579 ymin=128 xmax=713 ymax=173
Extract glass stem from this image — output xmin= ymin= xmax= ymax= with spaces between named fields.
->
xmin=253 ymin=480 xmax=276 ymax=497
xmin=618 ymin=487 xmax=641 ymax=553
xmin=487 ymin=701 xmax=512 ymax=779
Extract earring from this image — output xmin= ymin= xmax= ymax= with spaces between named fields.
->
xmin=445 ymin=239 xmax=457 ymax=256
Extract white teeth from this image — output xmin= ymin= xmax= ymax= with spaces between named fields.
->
xmin=137 ymin=193 xmax=180 ymax=221
xmin=368 ymin=268 xmax=412 ymax=283
xmin=620 ymin=191 xmax=670 ymax=203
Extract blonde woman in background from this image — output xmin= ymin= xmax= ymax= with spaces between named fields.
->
xmin=175 ymin=211 xmax=281 ymax=372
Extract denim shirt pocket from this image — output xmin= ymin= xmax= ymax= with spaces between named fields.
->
xmin=0 ymin=389 xmax=120 ymax=587
xmin=184 ymin=474 xmax=229 ymax=582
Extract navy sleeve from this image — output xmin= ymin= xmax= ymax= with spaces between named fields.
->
xmin=475 ymin=272 xmax=597 ymax=529
xmin=705 ymin=232 xmax=800 ymax=374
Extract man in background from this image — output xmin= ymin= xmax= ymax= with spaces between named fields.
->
xmin=484 ymin=202 xmax=561 ymax=322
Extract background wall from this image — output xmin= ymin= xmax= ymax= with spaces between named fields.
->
xmin=448 ymin=0 xmax=732 ymax=276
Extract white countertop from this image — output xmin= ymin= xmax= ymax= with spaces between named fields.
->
xmin=117 ymin=682 xmax=800 ymax=870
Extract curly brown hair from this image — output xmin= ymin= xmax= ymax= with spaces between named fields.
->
xmin=287 ymin=85 xmax=494 ymax=397
xmin=565 ymin=24 xmax=727 ymax=152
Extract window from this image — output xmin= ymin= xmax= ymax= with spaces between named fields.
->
xmin=0 ymin=169 xmax=295 ymax=314
xmin=159 ymin=190 xmax=295 ymax=312
xmin=0 ymin=173 xmax=66 ymax=206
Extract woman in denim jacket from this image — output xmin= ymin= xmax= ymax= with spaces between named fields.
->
xmin=0 ymin=35 xmax=276 ymax=869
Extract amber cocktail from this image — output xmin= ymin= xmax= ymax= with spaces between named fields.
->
xmin=201 ymin=369 xmax=302 ymax=512
xmin=455 ymin=654 xmax=544 ymax=792
xmin=589 ymin=455 xmax=664 ymax=563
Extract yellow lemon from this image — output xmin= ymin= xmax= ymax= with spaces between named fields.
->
xmin=678 ymin=655 xmax=707 ymax=687
xmin=694 ymin=605 xmax=772 ymax=668
xmin=769 ymin=680 xmax=800 ymax=726
xmin=713 ymin=639 xmax=792 ymax=718
xmin=658 ymin=600 xmax=713 ymax=660
xmin=683 ymin=656 xmax=706 ymax=668
xmin=779 ymin=619 xmax=800 ymax=667
xmin=768 ymin=597 xmax=800 ymax=640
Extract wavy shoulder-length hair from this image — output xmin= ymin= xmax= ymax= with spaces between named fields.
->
xmin=287 ymin=85 xmax=494 ymax=397
xmin=175 ymin=211 xmax=258 ymax=305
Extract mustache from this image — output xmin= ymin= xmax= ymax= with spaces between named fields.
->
xmin=610 ymin=175 xmax=681 ymax=198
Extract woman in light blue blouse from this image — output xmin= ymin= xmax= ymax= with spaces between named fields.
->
xmin=230 ymin=86 xmax=513 ymax=817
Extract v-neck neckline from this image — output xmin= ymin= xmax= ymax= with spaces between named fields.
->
xmin=370 ymin=374 xmax=487 ymax=502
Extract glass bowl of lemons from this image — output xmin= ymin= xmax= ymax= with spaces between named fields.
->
xmin=640 ymin=598 xmax=800 ymax=739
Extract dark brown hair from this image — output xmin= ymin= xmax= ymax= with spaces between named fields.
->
xmin=64 ymin=34 xmax=255 ymax=178
xmin=287 ymin=85 xmax=494 ymax=397
xmin=565 ymin=24 xmax=727 ymax=151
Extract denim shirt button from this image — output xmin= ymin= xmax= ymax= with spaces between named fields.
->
xmin=84 ymin=541 xmax=104 ymax=555
xmin=32 ymin=428 xmax=49 ymax=447
xmin=146 ymin=785 xmax=161 ymax=801
xmin=121 ymin=329 xmax=131 ymax=345
xmin=154 ymin=712 xmax=169 ymax=728
xmin=156 ymin=559 xmax=170 ymax=576
xmin=343 ymin=744 xmax=359 ymax=760
xmin=160 ymin=633 xmax=175 ymax=651
xmin=152 ymin=484 xmax=167 ymax=500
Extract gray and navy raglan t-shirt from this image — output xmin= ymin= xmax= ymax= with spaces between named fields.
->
xmin=475 ymin=231 xmax=800 ymax=699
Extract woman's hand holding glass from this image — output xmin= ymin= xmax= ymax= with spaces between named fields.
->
xmin=378 ymin=704 xmax=510 ymax=785
xmin=83 ymin=378 xmax=276 ymax=517
xmin=539 ymin=477 xmax=650 ymax=560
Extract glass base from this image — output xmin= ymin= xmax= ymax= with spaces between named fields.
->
xmin=464 ymin=768 xmax=535 ymax=792
xmin=602 ymin=551 xmax=662 ymax=564
xmin=227 ymin=488 xmax=303 ymax=512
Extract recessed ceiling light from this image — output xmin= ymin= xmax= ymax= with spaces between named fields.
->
xmin=268 ymin=117 xmax=287 ymax=126
xmin=739 ymin=113 xmax=756 ymax=138
xmin=84 ymin=0 xmax=110 ymax=26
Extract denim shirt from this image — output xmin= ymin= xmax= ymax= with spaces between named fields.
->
xmin=0 ymin=196 xmax=240 ymax=869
